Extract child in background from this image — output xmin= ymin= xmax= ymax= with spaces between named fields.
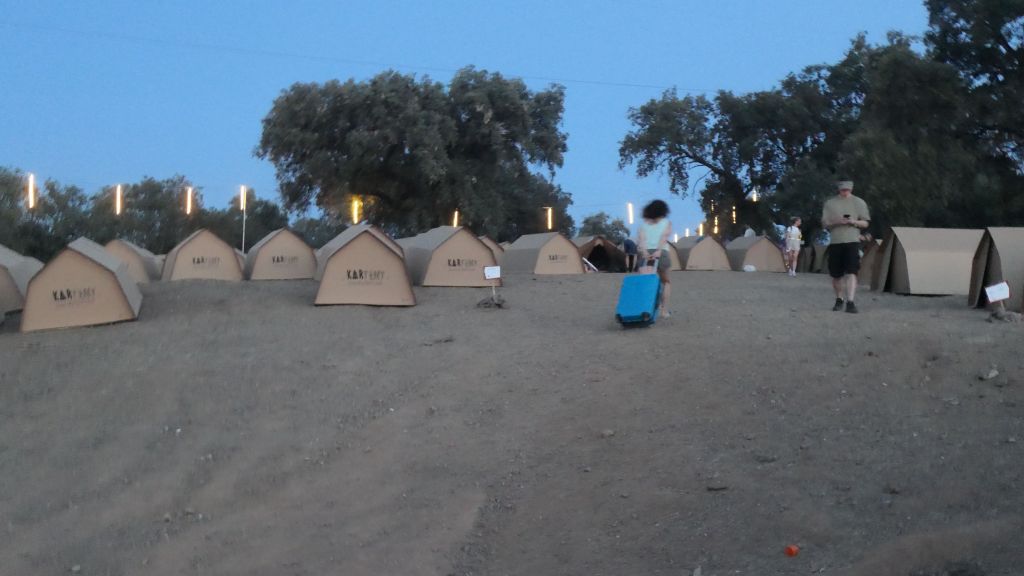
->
xmin=784 ymin=217 xmax=802 ymax=277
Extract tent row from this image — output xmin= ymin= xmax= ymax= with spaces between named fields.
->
xmin=869 ymin=226 xmax=1024 ymax=312
xmin=9 ymin=226 xmax=1018 ymax=333
xmin=2 ymin=228 xmax=587 ymax=332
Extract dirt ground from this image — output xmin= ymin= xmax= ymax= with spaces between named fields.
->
xmin=0 ymin=270 xmax=1021 ymax=576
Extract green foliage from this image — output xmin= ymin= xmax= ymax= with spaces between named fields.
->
xmin=88 ymin=176 xmax=203 ymax=254
xmin=926 ymin=0 xmax=1024 ymax=165
xmin=290 ymin=214 xmax=348 ymax=249
xmin=578 ymin=212 xmax=629 ymax=244
xmin=621 ymin=19 xmax=1024 ymax=241
xmin=200 ymin=188 xmax=289 ymax=251
xmin=256 ymin=67 xmax=573 ymax=240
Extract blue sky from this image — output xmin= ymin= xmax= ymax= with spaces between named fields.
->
xmin=0 ymin=1 xmax=929 ymax=236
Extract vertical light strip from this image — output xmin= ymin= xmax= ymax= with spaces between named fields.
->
xmin=27 ymin=173 xmax=35 ymax=209
xmin=351 ymin=198 xmax=360 ymax=224
xmin=239 ymin=185 xmax=247 ymax=211
xmin=627 ymin=202 xmax=634 ymax=225
xmin=115 ymin=184 xmax=122 ymax=215
xmin=547 ymin=207 xmax=553 ymax=230
xmin=452 ymin=210 xmax=459 ymax=227
xmin=186 ymin=187 xmax=193 ymax=215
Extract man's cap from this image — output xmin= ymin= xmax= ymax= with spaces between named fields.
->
xmin=836 ymin=180 xmax=854 ymax=191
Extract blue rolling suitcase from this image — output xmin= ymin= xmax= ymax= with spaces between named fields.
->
xmin=615 ymin=259 xmax=661 ymax=327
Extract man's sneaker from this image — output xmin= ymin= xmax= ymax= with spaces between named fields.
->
xmin=845 ymin=301 xmax=859 ymax=314
xmin=832 ymin=298 xmax=845 ymax=311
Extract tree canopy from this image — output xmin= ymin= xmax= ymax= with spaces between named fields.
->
xmin=257 ymin=67 xmax=574 ymax=240
xmin=620 ymin=0 xmax=1024 ymax=241
xmin=578 ymin=212 xmax=629 ymax=244
xmin=0 ymin=169 xmax=287 ymax=261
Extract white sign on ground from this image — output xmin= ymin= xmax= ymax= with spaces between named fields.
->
xmin=484 ymin=266 xmax=501 ymax=280
xmin=985 ymin=281 xmax=1010 ymax=303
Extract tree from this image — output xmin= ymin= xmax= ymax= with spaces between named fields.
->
xmin=290 ymin=214 xmax=347 ymax=248
xmin=620 ymin=31 xmax=1024 ymax=242
xmin=0 ymin=167 xmax=28 ymax=252
xmin=256 ymin=67 xmax=572 ymax=239
xmin=200 ymin=188 xmax=289 ymax=252
xmin=926 ymin=0 xmax=1024 ymax=167
xmin=88 ymin=176 xmax=203 ymax=254
xmin=578 ymin=212 xmax=629 ymax=244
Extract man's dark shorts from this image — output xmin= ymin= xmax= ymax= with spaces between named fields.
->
xmin=827 ymin=242 xmax=861 ymax=278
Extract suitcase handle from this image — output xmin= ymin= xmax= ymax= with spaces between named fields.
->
xmin=638 ymin=255 xmax=660 ymax=274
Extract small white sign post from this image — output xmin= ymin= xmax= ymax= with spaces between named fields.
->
xmin=985 ymin=281 xmax=1011 ymax=312
xmin=484 ymin=266 xmax=501 ymax=300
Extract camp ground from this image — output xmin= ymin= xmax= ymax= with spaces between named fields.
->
xmin=0 ymin=244 xmax=43 ymax=315
xmin=725 ymin=236 xmax=786 ymax=272
xmin=161 ymin=229 xmax=244 ymax=282
xmin=969 ymin=227 xmax=1024 ymax=312
xmin=20 ymin=237 xmax=142 ymax=333
xmin=503 ymin=232 xmax=585 ymax=275
xmin=572 ymin=235 xmax=626 ymax=272
xmin=396 ymin=226 xmax=500 ymax=287
xmin=672 ymin=236 xmax=730 ymax=271
xmin=478 ymin=235 xmax=504 ymax=266
xmin=245 ymin=228 xmax=316 ymax=280
xmin=315 ymin=224 xmax=415 ymax=306
xmin=104 ymin=239 xmax=162 ymax=284
xmin=872 ymin=227 xmax=984 ymax=295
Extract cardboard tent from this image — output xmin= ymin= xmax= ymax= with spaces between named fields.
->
xmin=0 ymin=244 xmax=43 ymax=314
xmin=104 ymin=239 xmax=161 ymax=284
xmin=245 ymin=228 xmax=316 ymax=280
xmin=857 ymin=240 xmax=883 ymax=286
xmin=811 ymin=243 xmax=829 ymax=273
xmin=665 ymin=242 xmax=682 ymax=270
xmin=161 ymin=229 xmax=244 ymax=281
xmin=572 ymin=236 xmax=626 ymax=272
xmin=796 ymin=246 xmax=813 ymax=273
xmin=396 ymin=226 xmax=500 ymax=287
xmin=315 ymin=224 xmax=415 ymax=306
xmin=21 ymin=238 xmax=142 ymax=332
xmin=672 ymin=236 xmax=730 ymax=271
xmin=725 ymin=236 xmax=786 ymax=272
xmin=503 ymin=232 xmax=585 ymax=275
xmin=479 ymin=235 xmax=504 ymax=266
xmin=872 ymin=227 xmax=984 ymax=295
xmin=969 ymin=227 xmax=1024 ymax=312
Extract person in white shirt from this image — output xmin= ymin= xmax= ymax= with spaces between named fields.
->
xmin=784 ymin=216 xmax=802 ymax=276
xmin=637 ymin=200 xmax=674 ymax=319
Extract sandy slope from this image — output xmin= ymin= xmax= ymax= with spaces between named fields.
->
xmin=0 ymin=271 xmax=1021 ymax=575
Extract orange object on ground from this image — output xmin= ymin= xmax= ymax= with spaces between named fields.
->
xmin=784 ymin=545 xmax=800 ymax=557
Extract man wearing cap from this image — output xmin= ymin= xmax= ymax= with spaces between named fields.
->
xmin=821 ymin=180 xmax=870 ymax=313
